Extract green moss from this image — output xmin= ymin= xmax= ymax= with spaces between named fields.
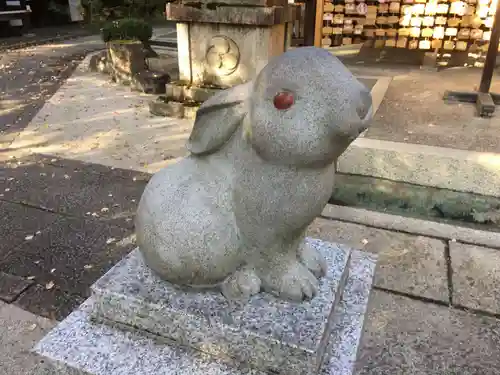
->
xmin=331 ymin=174 xmax=500 ymax=232
xmin=101 ymin=18 xmax=153 ymax=43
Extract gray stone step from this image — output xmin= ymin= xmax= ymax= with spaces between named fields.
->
xmin=89 ymin=241 xmax=350 ymax=375
xmin=34 ymin=240 xmax=377 ymax=375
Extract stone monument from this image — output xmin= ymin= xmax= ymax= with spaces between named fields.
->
xmin=34 ymin=47 xmax=377 ymax=375
xmin=149 ymin=0 xmax=295 ymax=119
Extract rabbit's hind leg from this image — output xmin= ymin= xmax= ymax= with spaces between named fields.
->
xmin=298 ymin=241 xmax=327 ymax=278
xmin=220 ymin=265 xmax=262 ymax=301
xmin=252 ymin=235 xmax=320 ymax=302
xmin=258 ymin=254 xmax=319 ymax=302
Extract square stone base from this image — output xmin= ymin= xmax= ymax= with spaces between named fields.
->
xmin=34 ymin=241 xmax=376 ymax=375
xmin=177 ymin=22 xmax=287 ymax=87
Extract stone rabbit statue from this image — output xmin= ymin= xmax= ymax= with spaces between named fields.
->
xmin=135 ymin=47 xmax=373 ymax=302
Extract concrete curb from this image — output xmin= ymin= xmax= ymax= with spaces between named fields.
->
xmin=354 ymin=75 xmax=391 ymax=121
xmin=338 ymin=137 xmax=500 ymax=198
xmin=321 ymin=204 xmax=500 ymax=249
xmin=365 ymin=76 xmax=391 ymax=122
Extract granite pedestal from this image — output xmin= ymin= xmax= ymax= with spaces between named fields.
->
xmin=34 ymin=238 xmax=377 ymax=375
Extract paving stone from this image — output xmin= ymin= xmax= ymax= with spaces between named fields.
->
xmin=40 ymin=154 xmax=152 ymax=182
xmin=0 ymin=272 xmax=34 ymax=303
xmin=450 ymin=242 xmax=500 ymax=315
xmin=0 ymin=201 xmax=59 ymax=255
xmin=0 ymin=301 xmax=56 ymax=375
xmin=307 ymin=218 xmax=449 ymax=302
xmin=0 ymin=154 xmax=146 ymax=229
xmin=355 ymin=290 xmax=500 ymax=375
xmin=14 ymin=284 xmax=85 ymax=321
xmin=0 ymin=216 xmax=136 ymax=298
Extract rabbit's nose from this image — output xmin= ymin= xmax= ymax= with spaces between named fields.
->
xmin=356 ymin=89 xmax=373 ymax=120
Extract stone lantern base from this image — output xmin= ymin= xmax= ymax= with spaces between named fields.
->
xmin=149 ymin=0 xmax=295 ymax=119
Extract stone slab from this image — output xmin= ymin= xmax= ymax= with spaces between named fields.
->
xmin=356 ymin=290 xmax=500 ymax=375
xmin=90 ymin=239 xmax=351 ymax=375
xmin=307 ymin=218 xmax=449 ymax=303
xmin=7 ymin=61 xmax=193 ymax=175
xmin=322 ymin=204 xmax=500 ymax=250
xmin=0 ymin=272 xmax=34 ymax=303
xmin=0 ymin=301 xmax=56 ymax=375
xmin=0 ymin=215 xmax=135 ymax=298
xmin=0 ymin=154 xmax=145 ymax=230
xmin=338 ymin=137 xmax=500 ymax=198
xmin=166 ymin=4 xmax=293 ymax=25
xmin=0 ymin=200 xmax=60 ymax=255
xmin=14 ymin=284 xmax=85 ymax=321
xmin=450 ymin=241 xmax=500 ymax=315
xmin=34 ymin=248 xmax=377 ymax=375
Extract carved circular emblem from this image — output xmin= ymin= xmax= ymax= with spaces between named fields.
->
xmin=205 ymin=36 xmax=240 ymax=76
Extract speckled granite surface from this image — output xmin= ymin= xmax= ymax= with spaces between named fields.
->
xmin=34 ymin=240 xmax=377 ymax=375
xmin=90 ymin=239 xmax=350 ymax=375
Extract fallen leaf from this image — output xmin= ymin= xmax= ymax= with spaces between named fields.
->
xmin=25 ymin=235 xmax=34 ymax=241
xmin=84 ymin=264 xmax=93 ymax=270
xmin=101 ymin=207 xmax=109 ymax=213
xmin=106 ymin=238 xmax=116 ymax=244
xmin=27 ymin=276 xmax=36 ymax=280
xmin=50 ymin=268 xmax=56 ymax=273
xmin=35 ymin=230 xmax=41 ymax=235
xmin=361 ymin=239 xmax=369 ymax=245
xmin=5 ymin=188 xmax=10 ymax=192
xmin=27 ymin=323 xmax=37 ymax=331
xmin=45 ymin=281 xmax=55 ymax=290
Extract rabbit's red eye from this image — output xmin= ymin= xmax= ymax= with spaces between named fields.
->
xmin=273 ymin=91 xmax=294 ymax=110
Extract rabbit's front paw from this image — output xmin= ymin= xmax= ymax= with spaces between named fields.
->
xmin=221 ymin=266 xmax=262 ymax=301
xmin=298 ymin=242 xmax=327 ymax=278
xmin=261 ymin=260 xmax=319 ymax=301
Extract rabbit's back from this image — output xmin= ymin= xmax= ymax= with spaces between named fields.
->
xmin=135 ymin=156 xmax=244 ymax=286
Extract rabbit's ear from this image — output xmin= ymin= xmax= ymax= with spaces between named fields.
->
xmin=187 ymin=81 xmax=252 ymax=155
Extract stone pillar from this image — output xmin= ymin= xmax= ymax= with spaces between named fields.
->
xmin=150 ymin=0 xmax=295 ymax=119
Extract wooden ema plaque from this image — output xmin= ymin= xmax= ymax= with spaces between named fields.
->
xmin=318 ymin=0 xmax=499 ymax=53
